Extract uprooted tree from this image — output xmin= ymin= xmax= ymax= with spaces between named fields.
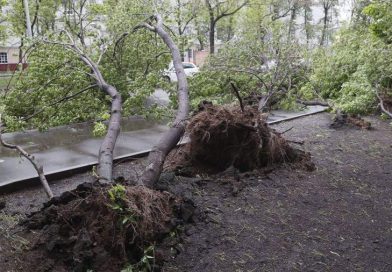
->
xmin=175 ymin=103 xmax=311 ymax=174
xmin=42 ymin=31 xmax=122 ymax=184
xmin=136 ymin=14 xmax=190 ymax=188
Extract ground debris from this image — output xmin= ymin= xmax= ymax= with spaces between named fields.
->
xmin=330 ymin=111 xmax=371 ymax=130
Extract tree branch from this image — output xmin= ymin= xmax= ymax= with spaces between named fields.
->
xmin=0 ymin=115 xmax=53 ymax=198
xmin=23 ymin=84 xmax=97 ymax=122
xmin=230 ymin=82 xmax=244 ymax=112
xmin=42 ymin=32 xmax=122 ymax=183
xmin=376 ymin=91 xmax=392 ymax=118
xmin=296 ymin=99 xmax=330 ymax=107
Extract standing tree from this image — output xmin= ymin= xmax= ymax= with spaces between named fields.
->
xmin=205 ymin=0 xmax=248 ymax=54
xmin=319 ymin=0 xmax=338 ymax=46
xmin=169 ymin=0 xmax=199 ymax=60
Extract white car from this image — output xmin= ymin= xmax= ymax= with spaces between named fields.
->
xmin=164 ymin=62 xmax=199 ymax=82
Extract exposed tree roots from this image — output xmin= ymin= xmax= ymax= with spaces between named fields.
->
xmin=330 ymin=111 xmax=371 ymax=130
xmin=21 ymin=183 xmax=190 ymax=272
xmin=167 ymin=104 xmax=312 ymax=174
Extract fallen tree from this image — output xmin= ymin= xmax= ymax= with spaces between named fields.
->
xmin=43 ymin=31 xmax=122 ymax=183
xmin=166 ymin=102 xmax=313 ymax=175
xmin=136 ymin=14 xmax=190 ymax=188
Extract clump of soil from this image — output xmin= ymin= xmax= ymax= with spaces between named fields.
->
xmin=20 ymin=182 xmax=189 ymax=272
xmin=168 ymin=104 xmax=311 ymax=174
xmin=330 ymin=111 xmax=371 ymax=130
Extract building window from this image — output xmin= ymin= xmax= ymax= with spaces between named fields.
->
xmin=0 ymin=52 xmax=7 ymax=64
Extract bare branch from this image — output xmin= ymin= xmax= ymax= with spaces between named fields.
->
xmin=23 ymin=84 xmax=97 ymax=122
xmin=230 ymin=82 xmax=244 ymax=112
xmin=0 ymin=115 xmax=53 ymax=198
xmin=376 ymin=91 xmax=392 ymax=118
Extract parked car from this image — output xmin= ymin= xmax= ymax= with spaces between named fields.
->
xmin=164 ymin=62 xmax=199 ymax=82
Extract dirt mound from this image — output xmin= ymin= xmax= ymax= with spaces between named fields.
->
xmin=330 ymin=111 xmax=371 ymax=130
xmin=167 ymin=104 xmax=311 ymax=174
xmin=21 ymin=182 xmax=190 ymax=272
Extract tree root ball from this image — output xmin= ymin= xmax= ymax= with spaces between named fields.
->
xmin=330 ymin=111 xmax=371 ymax=130
xmin=21 ymin=183 xmax=186 ymax=272
xmin=186 ymin=104 xmax=310 ymax=172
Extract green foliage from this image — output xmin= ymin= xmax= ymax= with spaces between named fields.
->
xmin=108 ymin=184 xmax=126 ymax=204
xmin=308 ymin=23 xmax=392 ymax=114
xmin=2 ymin=43 xmax=106 ymax=131
xmin=2 ymin=0 xmax=173 ymax=133
xmin=92 ymin=122 xmax=107 ymax=137
xmin=108 ymin=185 xmax=137 ymax=225
xmin=188 ymin=69 xmax=245 ymax=109
xmin=189 ymin=16 xmax=308 ymax=110
xmin=380 ymin=113 xmax=390 ymax=121
xmin=93 ymin=0 xmax=172 ymax=116
xmin=277 ymin=94 xmax=301 ymax=111
xmin=363 ymin=1 xmax=392 ymax=43
xmin=335 ymin=72 xmax=375 ymax=114
xmin=121 ymin=245 xmax=155 ymax=272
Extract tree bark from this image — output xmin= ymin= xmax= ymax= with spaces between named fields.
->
xmin=320 ymin=5 xmax=329 ymax=46
xmin=205 ymin=0 xmax=248 ymax=55
xmin=376 ymin=92 xmax=392 ymax=118
xmin=96 ymin=83 xmax=122 ymax=183
xmin=209 ymin=19 xmax=216 ymax=54
xmin=78 ymin=54 xmax=122 ymax=183
xmin=138 ymin=14 xmax=189 ymax=188
xmin=23 ymin=0 xmax=33 ymax=38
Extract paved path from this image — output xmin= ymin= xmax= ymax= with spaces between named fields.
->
xmin=0 ymin=106 xmax=327 ymax=187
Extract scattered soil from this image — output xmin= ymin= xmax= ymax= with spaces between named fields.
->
xmin=1 ymin=112 xmax=392 ymax=272
xmin=162 ymin=113 xmax=392 ymax=272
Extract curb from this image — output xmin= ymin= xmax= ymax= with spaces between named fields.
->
xmin=0 ymin=107 xmax=328 ymax=193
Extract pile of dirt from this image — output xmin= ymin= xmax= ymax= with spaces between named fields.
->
xmin=330 ymin=111 xmax=371 ymax=130
xmin=167 ymin=104 xmax=312 ymax=174
xmin=19 ymin=182 xmax=192 ymax=272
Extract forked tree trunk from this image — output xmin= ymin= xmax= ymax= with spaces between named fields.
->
xmin=138 ymin=14 xmax=189 ymax=188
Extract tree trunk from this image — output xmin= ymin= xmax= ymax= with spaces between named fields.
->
xmin=288 ymin=4 xmax=297 ymax=40
xmin=75 ymin=49 xmax=122 ymax=183
xmin=209 ymin=19 xmax=216 ymax=54
xmin=43 ymin=31 xmax=122 ymax=184
xmin=139 ymin=15 xmax=189 ymax=188
xmin=320 ymin=6 xmax=329 ymax=46
xmin=296 ymin=99 xmax=330 ymax=107
xmin=304 ymin=4 xmax=312 ymax=46
xmin=97 ymin=84 xmax=122 ymax=183
xmin=23 ymin=0 xmax=33 ymax=38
